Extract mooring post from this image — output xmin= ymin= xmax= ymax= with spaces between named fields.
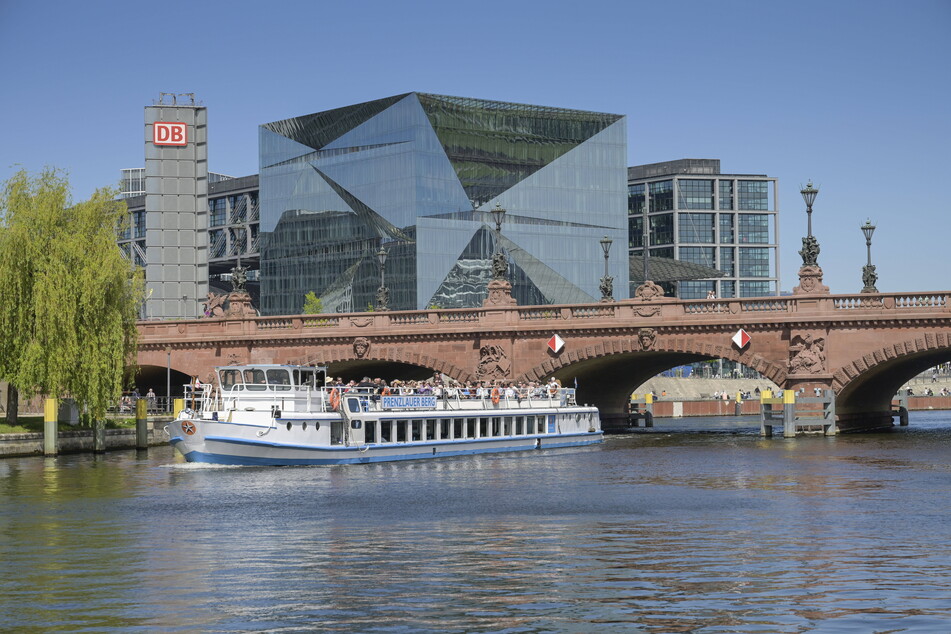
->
xmin=135 ymin=398 xmax=149 ymax=450
xmin=783 ymin=389 xmax=796 ymax=438
xmin=173 ymin=398 xmax=185 ymax=418
xmin=644 ymin=392 xmax=653 ymax=427
xmin=824 ymin=389 xmax=837 ymax=436
xmin=760 ymin=389 xmax=773 ymax=436
xmin=735 ymin=391 xmax=742 ymax=416
xmin=43 ymin=397 xmax=58 ymax=457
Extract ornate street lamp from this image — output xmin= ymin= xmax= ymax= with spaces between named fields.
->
xmin=860 ymin=219 xmax=878 ymax=293
xmin=375 ymin=245 xmax=389 ymax=311
xmin=490 ymin=203 xmax=508 ymax=281
xmin=799 ymin=180 xmax=820 ymax=267
xmin=599 ymin=235 xmax=614 ymax=302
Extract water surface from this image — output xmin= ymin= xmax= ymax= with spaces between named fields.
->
xmin=2 ymin=412 xmax=950 ymax=632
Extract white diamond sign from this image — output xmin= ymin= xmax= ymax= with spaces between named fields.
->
xmin=548 ymin=334 xmax=565 ymax=354
xmin=732 ymin=329 xmax=751 ymax=349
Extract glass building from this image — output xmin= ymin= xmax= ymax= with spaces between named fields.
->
xmin=628 ymin=159 xmax=779 ymax=299
xmin=258 ymin=93 xmax=628 ymax=314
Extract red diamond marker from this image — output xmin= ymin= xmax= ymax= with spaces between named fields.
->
xmin=548 ymin=334 xmax=565 ymax=353
xmin=732 ymin=329 xmax=751 ymax=349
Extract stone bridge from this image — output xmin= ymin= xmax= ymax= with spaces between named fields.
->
xmin=137 ymin=291 xmax=951 ymax=431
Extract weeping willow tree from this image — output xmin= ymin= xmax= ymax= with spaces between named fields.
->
xmin=0 ymin=168 xmax=144 ymax=425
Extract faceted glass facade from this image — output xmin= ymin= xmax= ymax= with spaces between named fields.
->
xmin=259 ymin=93 xmax=628 ymax=314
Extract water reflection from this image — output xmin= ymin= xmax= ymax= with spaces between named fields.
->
xmin=1 ymin=414 xmax=951 ymax=631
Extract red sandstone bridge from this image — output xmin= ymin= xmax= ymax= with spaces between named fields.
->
xmin=137 ymin=291 xmax=951 ymax=431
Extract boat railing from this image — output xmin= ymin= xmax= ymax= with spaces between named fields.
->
xmin=333 ymin=387 xmax=578 ymax=412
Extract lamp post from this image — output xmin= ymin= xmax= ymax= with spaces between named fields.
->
xmin=375 ymin=245 xmax=389 ymax=311
xmin=165 ymin=346 xmax=171 ymax=413
xmin=599 ymin=235 xmax=613 ymax=302
xmin=860 ymin=219 xmax=878 ymax=293
xmin=799 ymin=181 xmax=820 ymax=267
xmin=490 ymin=203 xmax=508 ymax=281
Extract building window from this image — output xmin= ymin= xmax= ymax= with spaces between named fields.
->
xmin=738 ymin=181 xmax=769 ymax=210
xmin=720 ymin=280 xmax=735 ymax=298
xmin=680 ymin=246 xmax=715 ymax=268
xmin=210 ymin=198 xmax=227 ymax=227
xmin=719 ymin=213 xmax=734 ymax=243
xmin=719 ymin=247 xmax=735 ymax=276
xmin=679 ymin=213 xmax=715 ymax=243
xmin=209 ymin=229 xmax=226 ymax=258
xmin=649 ymin=181 xmax=673 ymax=212
xmin=738 ymin=214 xmax=770 ymax=243
xmin=680 ymin=280 xmax=716 ymax=300
xmin=719 ymin=180 xmax=733 ymax=210
xmin=628 ymin=183 xmax=645 ymax=215
xmin=740 ymin=280 xmax=773 ymax=297
xmin=229 ymin=194 xmax=247 ymax=223
xmin=629 ymin=215 xmax=643 ymax=249
xmin=678 ymin=179 xmax=714 ymax=210
xmin=652 ymin=214 xmax=674 ymax=245
xmin=738 ymin=247 xmax=771 ymax=277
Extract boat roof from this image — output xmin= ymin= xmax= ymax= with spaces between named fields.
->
xmin=217 ymin=364 xmax=328 ymax=372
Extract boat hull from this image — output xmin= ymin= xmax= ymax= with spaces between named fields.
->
xmin=171 ymin=431 xmax=602 ymax=466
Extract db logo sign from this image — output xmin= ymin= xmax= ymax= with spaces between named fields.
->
xmin=153 ymin=122 xmax=188 ymax=146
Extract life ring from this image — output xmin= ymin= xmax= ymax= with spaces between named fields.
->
xmin=329 ymin=388 xmax=341 ymax=410
xmin=181 ymin=421 xmax=197 ymax=435
xmin=491 ymin=387 xmax=501 ymax=405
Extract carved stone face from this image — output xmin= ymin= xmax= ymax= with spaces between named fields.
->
xmin=800 ymin=276 xmax=816 ymax=291
xmin=638 ymin=328 xmax=656 ymax=350
xmin=353 ymin=337 xmax=370 ymax=358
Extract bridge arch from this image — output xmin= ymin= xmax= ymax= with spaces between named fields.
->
xmin=834 ymin=332 xmax=951 ymax=423
xmin=288 ymin=349 xmax=470 ymax=384
xmin=519 ymin=335 xmax=789 ymax=427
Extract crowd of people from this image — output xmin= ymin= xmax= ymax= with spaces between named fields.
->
xmin=326 ymin=375 xmax=566 ymax=401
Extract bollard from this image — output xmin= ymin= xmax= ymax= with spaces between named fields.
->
xmin=173 ymin=398 xmax=185 ymax=418
xmin=759 ymin=390 xmax=772 ymax=436
xmin=735 ymin=391 xmax=743 ymax=416
xmin=899 ymin=406 xmax=909 ymax=426
xmin=136 ymin=398 xmax=149 ymax=450
xmin=783 ymin=389 xmax=796 ymax=438
xmin=644 ymin=393 xmax=654 ymax=427
xmin=43 ymin=398 xmax=58 ymax=457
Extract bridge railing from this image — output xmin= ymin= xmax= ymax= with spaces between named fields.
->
xmin=137 ymin=290 xmax=951 ymax=343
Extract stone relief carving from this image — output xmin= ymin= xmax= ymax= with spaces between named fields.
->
xmin=350 ymin=317 xmax=373 ymax=328
xmin=476 ymin=344 xmax=510 ymax=379
xmin=634 ymin=281 xmax=664 ymax=301
xmin=788 ymin=333 xmax=827 ymax=374
xmin=633 ymin=305 xmax=660 ymax=317
xmin=353 ymin=337 xmax=370 ymax=358
xmin=638 ymin=328 xmax=657 ymax=351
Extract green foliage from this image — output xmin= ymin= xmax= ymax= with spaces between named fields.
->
xmin=0 ymin=168 xmax=144 ymax=423
xmin=301 ymin=291 xmax=323 ymax=315
xmin=366 ymin=303 xmax=375 ymax=312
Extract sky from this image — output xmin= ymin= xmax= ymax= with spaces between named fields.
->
xmin=1 ymin=0 xmax=948 ymax=295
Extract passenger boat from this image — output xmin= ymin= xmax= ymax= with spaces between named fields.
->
xmin=167 ymin=364 xmax=603 ymax=466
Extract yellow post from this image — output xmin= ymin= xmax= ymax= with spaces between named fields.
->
xmin=43 ymin=398 xmax=58 ymax=456
xmin=761 ymin=389 xmax=773 ymax=401
xmin=645 ymin=393 xmax=653 ymax=405
xmin=783 ymin=389 xmax=796 ymax=404
xmin=135 ymin=398 xmax=148 ymax=450
xmin=173 ymin=398 xmax=185 ymax=418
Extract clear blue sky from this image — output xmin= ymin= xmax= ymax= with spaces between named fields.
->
xmin=1 ymin=0 xmax=948 ymax=294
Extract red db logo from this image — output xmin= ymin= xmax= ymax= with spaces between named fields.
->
xmin=153 ymin=122 xmax=188 ymax=146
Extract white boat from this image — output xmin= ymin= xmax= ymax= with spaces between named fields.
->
xmin=168 ymin=364 xmax=603 ymax=466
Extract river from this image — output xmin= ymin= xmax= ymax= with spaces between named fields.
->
xmin=2 ymin=411 xmax=951 ymax=632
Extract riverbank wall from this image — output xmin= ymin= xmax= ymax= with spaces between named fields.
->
xmin=0 ymin=421 xmax=169 ymax=458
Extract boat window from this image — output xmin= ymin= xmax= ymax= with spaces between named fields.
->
xmin=396 ymin=421 xmax=407 ymax=443
xmin=440 ymin=418 xmax=451 ymax=440
xmin=491 ymin=417 xmax=500 ymax=436
xmin=294 ymin=369 xmax=314 ymax=388
xmin=466 ymin=418 xmax=477 ymax=439
xmin=425 ymin=419 xmax=436 ymax=440
xmin=267 ymin=369 xmax=292 ymax=391
xmin=480 ymin=417 xmax=489 ymax=438
xmin=219 ymin=369 xmax=242 ymax=390
xmin=331 ymin=420 xmax=344 ymax=445
xmin=243 ymin=368 xmax=267 ymax=390
xmin=515 ymin=416 xmax=524 ymax=435
xmin=453 ymin=418 xmax=464 ymax=440
xmin=365 ymin=421 xmax=376 ymax=443
xmin=379 ymin=421 xmax=391 ymax=443
xmin=411 ymin=420 xmax=422 ymax=442
xmin=504 ymin=416 xmax=513 ymax=436
xmin=351 ymin=420 xmax=362 ymax=429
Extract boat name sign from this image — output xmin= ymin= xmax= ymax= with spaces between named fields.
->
xmin=381 ymin=395 xmax=438 ymax=409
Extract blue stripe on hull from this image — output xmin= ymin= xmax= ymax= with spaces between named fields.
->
xmin=174 ymin=434 xmax=602 ymax=466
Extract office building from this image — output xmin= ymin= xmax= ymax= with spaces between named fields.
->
xmin=258 ymin=93 xmax=629 ymax=314
xmin=627 ymin=159 xmax=779 ymax=298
